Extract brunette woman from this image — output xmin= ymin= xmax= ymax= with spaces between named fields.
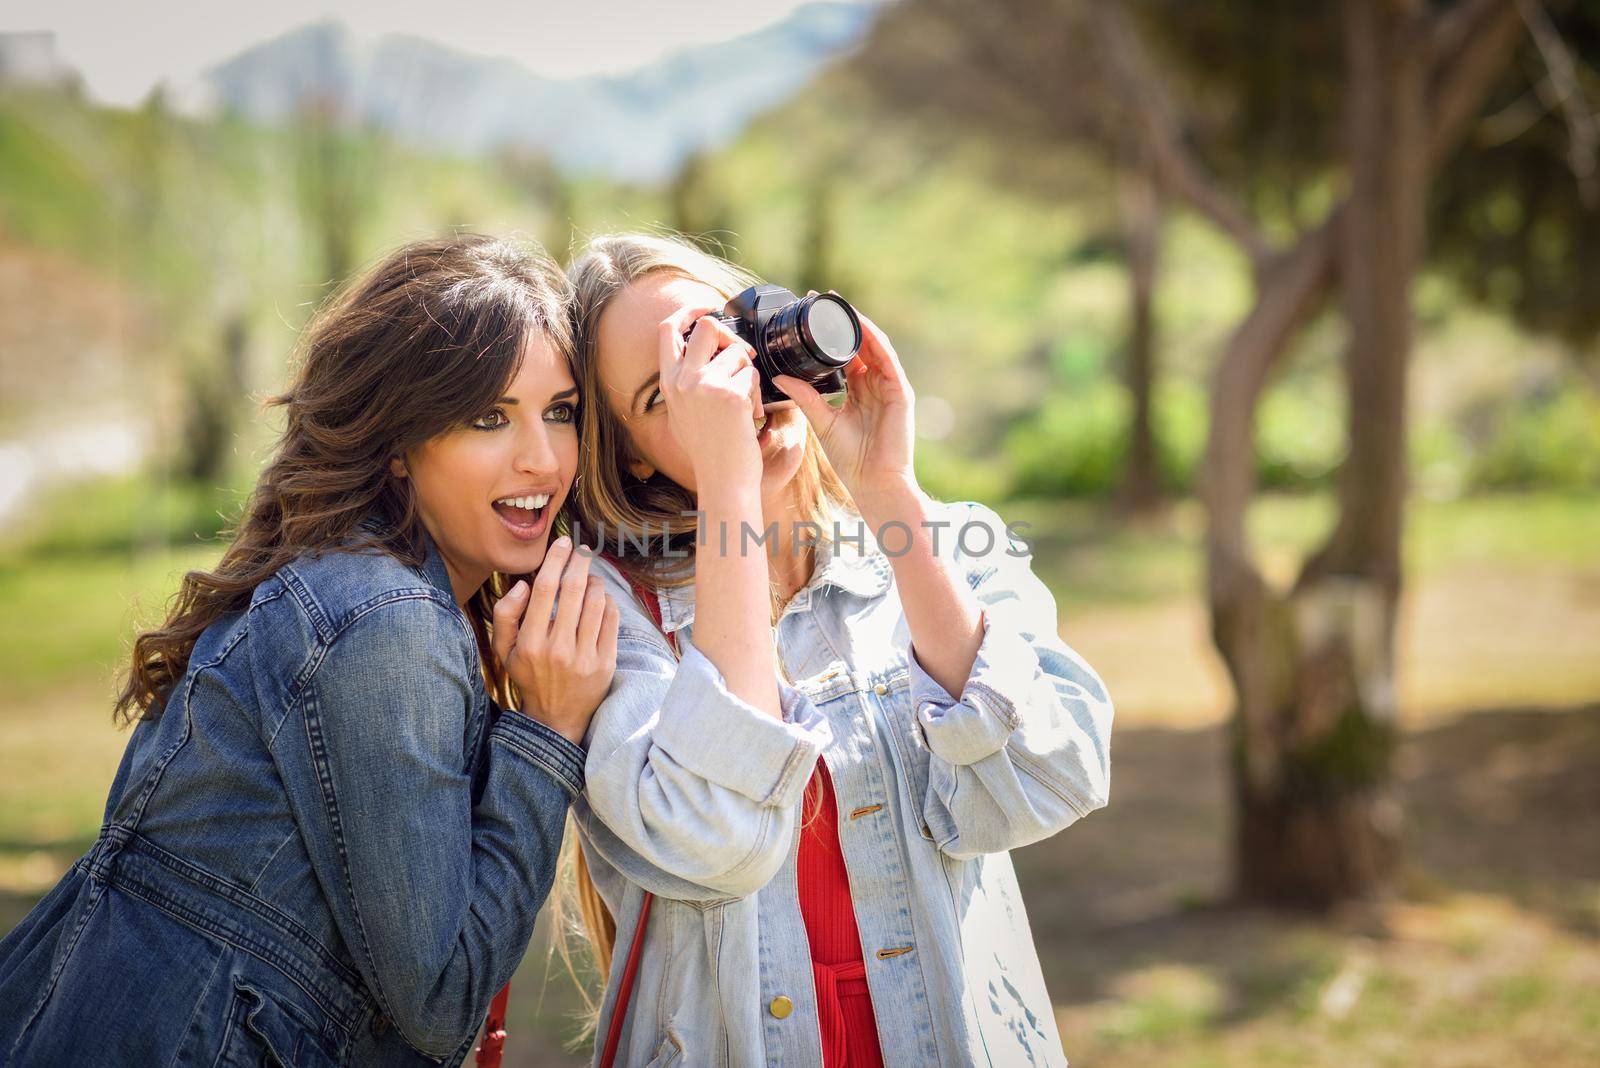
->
xmin=0 ymin=234 xmax=617 ymax=1067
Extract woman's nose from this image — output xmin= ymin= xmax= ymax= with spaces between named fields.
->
xmin=513 ymin=423 xmax=559 ymax=476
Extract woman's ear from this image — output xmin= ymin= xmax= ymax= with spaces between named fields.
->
xmin=624 ymin=443 xmax=655 ymax=481
xmin=389 ymin=456 xmax=408 ymax=479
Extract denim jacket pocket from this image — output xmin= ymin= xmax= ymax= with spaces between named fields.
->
xmin=643 ymin=1025 xmax=685 ymax=1067
xmin=214 ymin=976 xmax=345 ymax=1068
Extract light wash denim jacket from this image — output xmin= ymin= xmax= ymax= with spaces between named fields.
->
xmin=0 ymin=516 xmax=585 ymax=1067
xmin=574 ymin=499 xmax=1113 ymax=1067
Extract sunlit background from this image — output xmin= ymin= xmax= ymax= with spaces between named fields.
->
xmin=2 ymin=1 xmax=1597 ymax=1064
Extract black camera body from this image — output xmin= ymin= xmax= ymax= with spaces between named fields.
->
xmin=715 ymin=284 xmax=862 ymax=407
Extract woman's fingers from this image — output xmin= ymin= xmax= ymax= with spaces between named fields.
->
xmin=576 ymin=578 xmax=608 ymax=651
xmin=854 ymin=311 xmax=909 ymax=387
xmin=551 ymin=547 xmax=593 ymax=645
xmin=598 ymin=598 xmax=620 ymax=671
xmin=656 ymin=311 xmax=695 ymax=386
xmin=705 ymin=338 xmax=754 ymax=378
xmin=527 ymin=536 xmax=572 ymax=640
xmin=681 ymin=314 xmax=728 ymax=373
xmin=773 ymin=374 xmax=834 ymax=428
xmin=491 ymin=580 xmax=530 ymax=664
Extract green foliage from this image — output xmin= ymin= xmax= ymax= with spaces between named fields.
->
xmin=1004 ymin=375 xmax=1345 ymax=499
xmin=1469 ymin=382 xmax=1600 ymax=491
xmin=1007 ymin=381 xmax=1132 ymax=497
xmin=1429 ymin=5 xmax=1600 ymax=346
xmin=1 ymin=473 xmax=241 ymax=561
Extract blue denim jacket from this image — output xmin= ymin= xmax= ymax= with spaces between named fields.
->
xmin=574 ymin=499 xmax=1113 ymax=1067
xmin=0 ymin=517 xmax=586 ymax=1067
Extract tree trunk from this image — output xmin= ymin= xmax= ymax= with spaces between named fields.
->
xmin=1188 ymin=0 xmax=1522 ymax=909
xmin=1231 ymin=0 xmax=1428 ymax=906
xmin=1118 ymin=168 xmax=1163 ymax=514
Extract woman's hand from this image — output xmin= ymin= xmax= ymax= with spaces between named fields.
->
xmin=773 ymin=307 xmax=917 ymax=509
xmin=491 ymin=536 xmax=619 ymax=745
xmin=656 ymin=310 xmax=764 ymax=487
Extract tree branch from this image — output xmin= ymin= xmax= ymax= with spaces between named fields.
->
xmin=1206 ymin=0 xmax=1525 ymax=596
xmin=1514 ymin=0 xmax=1600 ymax=207
xmin=1424 ymin=0 xmax=1510 ymax=67
xmin=1426 ymin=0 xmax=1528 ymax=167
xmin=1089 ymin=1 xmax=1274 ymax=268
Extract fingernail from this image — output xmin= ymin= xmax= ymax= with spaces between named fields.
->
xmin=554 ymin=535 xmax=571 ymax=549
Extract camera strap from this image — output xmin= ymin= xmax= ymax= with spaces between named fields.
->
xmin=597 ymin=559 xmax=674 ymax=1068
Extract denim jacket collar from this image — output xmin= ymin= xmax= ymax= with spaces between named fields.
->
xmin=655 ymin=500 xmax=893 ymax=634
xmin=358 ymin=513 xmax=457 ymax=602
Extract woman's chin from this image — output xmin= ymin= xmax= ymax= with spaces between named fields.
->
xmin=760 ymin=445 xmax=808 ymax=497
xmin=490 ymin=539 xmax=551 ymax=578
xmin=759 ymin=410 xmax=808 ymax=485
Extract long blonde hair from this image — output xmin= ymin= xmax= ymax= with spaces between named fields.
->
xmin=553 ymin=232 xmax=851 ymax=1015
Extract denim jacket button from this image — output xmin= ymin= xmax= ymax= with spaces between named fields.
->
xmin=768 ymin=995 xmax=794 ymax=1019
xmin=370 ymin=1013 xmax=391 ymax=1037
xmin=873 ymin=682 xmax=888 ymax=696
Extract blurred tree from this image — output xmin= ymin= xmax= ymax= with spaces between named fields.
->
xmin=294 ymin=95 xmax=370 ymax=289
xmin=850 ymin=1 xmax=1169 ymax=513
xmin=497 ymin=147 xmax=576 ymax=261
xmin=178 ymin=312 xmax=248 ymax=485
xmin=1111 ymin=0 xmax=1594 ymax=906
xmin=1429 ymin=3 xmax=1600 ymax=349
xmin=857 ymin=0 xmax=1596 ymax=905
xmin=670 ymin=149 xmax=735 ymax=250
xmin=1118 ymin=169 xmax=1163 ymax=511
xmin=797 ymin=167 xmax=839 ymax=298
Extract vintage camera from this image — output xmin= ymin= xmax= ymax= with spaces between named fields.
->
xmin=713 ymin=285 xmax=862 ymax=407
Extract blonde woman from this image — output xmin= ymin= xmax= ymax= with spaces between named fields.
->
xmin=561 ymin=233 xmax=1112 ymax=1067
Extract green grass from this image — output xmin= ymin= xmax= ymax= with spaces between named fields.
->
xmin=0 ymin=546 xmax=220 ymax=701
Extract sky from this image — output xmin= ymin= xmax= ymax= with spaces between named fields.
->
xmin=0 ymin=0 xmax=820 ymax=106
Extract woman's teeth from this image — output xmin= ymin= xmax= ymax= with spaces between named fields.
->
xmin=754 ymin=414 xmax=769 ymax=433
xmin=495 ymin=493 xmax=550 ymax=510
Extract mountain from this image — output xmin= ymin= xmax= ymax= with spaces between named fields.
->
xmin=200 ymin=3 xmax=878 ymax=182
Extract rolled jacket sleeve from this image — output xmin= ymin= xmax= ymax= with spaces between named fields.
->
xmin=651 ymin=643 xmax=830 ymax=808
xmin=902 ymin=501 xmax=1114 ymax=859
xmin=580 ymin=560 xmax=832 ymax=900
xmin=908 ymin=611 xmax=1036 ymax=766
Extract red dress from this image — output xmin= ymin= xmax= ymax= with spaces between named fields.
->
xmin=796 ymin=761 xmax=886 ymax=1068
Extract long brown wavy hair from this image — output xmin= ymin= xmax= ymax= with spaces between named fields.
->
xmin=115 ymin=233 xmax=574 ymax=725
xmin=553 ymin=233 xmax=851 ymax=1019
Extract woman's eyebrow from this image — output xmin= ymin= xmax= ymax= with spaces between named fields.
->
xmin=549 ymin=387 xmax=578 ymax=401
xmin=631 ymin=371 xmax=660 ymax=412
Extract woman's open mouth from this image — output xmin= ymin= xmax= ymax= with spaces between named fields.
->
xmin=492 ymin=493 xmax=552 ymax=542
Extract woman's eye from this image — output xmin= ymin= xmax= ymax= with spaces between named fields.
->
xmin=470 ymin=408 xmax=509 ymax=430
xmin=546 ymin=402 xmax=577 ymax=425
xmin=643 ymin=388 xmax=662 ymax=413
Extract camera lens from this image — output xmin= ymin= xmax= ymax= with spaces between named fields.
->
xmin=803 ymin=297 xmax=860 ymax=363
xmin=763 ymin=293 xmax=860 ymax=380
